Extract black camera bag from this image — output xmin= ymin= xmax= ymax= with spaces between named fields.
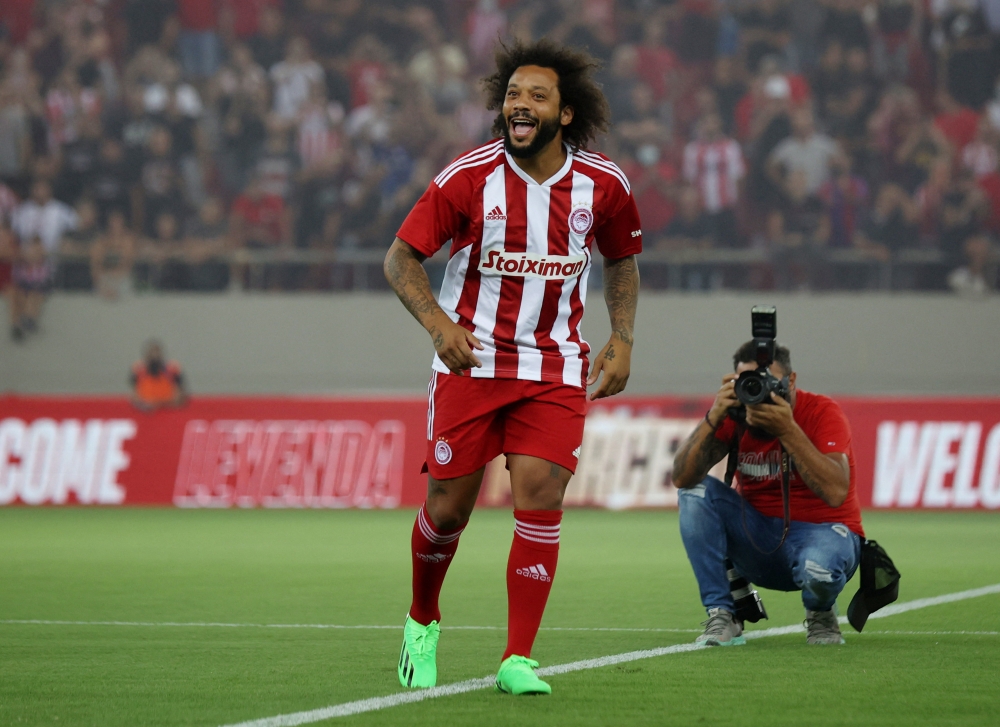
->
xmin=847 ymin=539 xmax=901 ymax=632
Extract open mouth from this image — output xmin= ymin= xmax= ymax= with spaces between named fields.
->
xmin=509 ymin=117 xmax=537 ymax=140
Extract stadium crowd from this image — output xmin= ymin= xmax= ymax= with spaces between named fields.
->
xmin=1 ymin=0 xmax=999 ymax=329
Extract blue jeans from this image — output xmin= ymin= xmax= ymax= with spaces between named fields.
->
xmin=678 ymin=477 xmax=861 ymax=613
xmin=179 ymin=30 xmax=221 ymax=79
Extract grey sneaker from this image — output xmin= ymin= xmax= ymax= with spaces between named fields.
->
xmin=805 ymin=609 xmax=845 ymax=644
xmin=696 ymin=608 xmax=746 ymax=646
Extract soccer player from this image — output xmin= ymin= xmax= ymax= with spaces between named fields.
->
xmin=383 ymin=39 xmax=642 ymax=696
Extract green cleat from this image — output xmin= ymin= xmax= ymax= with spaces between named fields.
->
xmin=397 ymin=615 xmax=440 ymax=688
xmin=494 ymin=655 xmax=552 ymax=696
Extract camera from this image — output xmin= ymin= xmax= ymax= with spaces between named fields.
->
xmin=730 ymin=306 xmax=790 ymax=422
xmin=726 ymin=558 xmax=768 ymax=624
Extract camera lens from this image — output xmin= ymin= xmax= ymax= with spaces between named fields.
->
xmin=743 ymin=378 xmax=763 ymax=398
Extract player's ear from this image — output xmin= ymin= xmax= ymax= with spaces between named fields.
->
xmin=560 ymin=105 xmax=574 ymax=127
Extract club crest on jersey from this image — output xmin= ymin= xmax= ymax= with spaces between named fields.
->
xmin=568 ymin=205 xmax=594 ymax=235
xmin=479 ymin=248 xmax=587 ymax=280
xmin=434 ymin=439 xmax=453 ymax=465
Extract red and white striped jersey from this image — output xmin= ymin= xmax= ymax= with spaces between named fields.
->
xmin=397 ymin=140 xmax=642 ymax=388
xmin=683 ymin=138 xmax=745 ymax=213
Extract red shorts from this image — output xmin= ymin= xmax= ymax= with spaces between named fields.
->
xmin=424 ymin=372 xmax=587 ymax=480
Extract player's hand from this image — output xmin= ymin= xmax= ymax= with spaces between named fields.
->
xmin=708 ymin=374 xmax=739 ymax=428
xmin=587 ymin=337 xmax=631 ymax=401
xmin=746 ymin=392 xmax=796 ymax=438
xmin=429 ymin=317 xmax=483 ymax=375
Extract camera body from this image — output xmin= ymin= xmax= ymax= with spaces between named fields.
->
xmin=730 ymin=306 xmax=790 ymax=423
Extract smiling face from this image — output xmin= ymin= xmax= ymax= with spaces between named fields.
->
xmin=502 ymin=65 xmax=573 ymax=159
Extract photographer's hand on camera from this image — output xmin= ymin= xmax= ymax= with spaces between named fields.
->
xmin=745 ymin=391 xmax=795 ymax=438
xmin=706 ymin=373 xmax=739 ymax=430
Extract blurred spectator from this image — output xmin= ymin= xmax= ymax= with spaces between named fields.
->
xmin=663 ymin=186 xmax=716 ymax=250
xmin=938 ymin=0 xmax=995 ymax=109
xmin=91 ymin=138 xmax=130 ymax=226
xmin=934 ymin=89 xmax=981 ymax=153
xmin=9 ymin=235 xmax=52 ymax=341
xmin=270 ymin=37 xmax=325 ymax=126
xmin=684 ymin=112 xmax=744 ymax=245
xmin=622 ymin=145 xmax=678 ymax=241
xmin=737 ymin=0 xmax=793 ymax=73
xmin=0 ymin=0 xmax=997 ymax=295
xmin=768 ymin=106 xmax=839 ymax=196
xmin=229 ymin=175 xmax=290 ymax=289
xmin=183 ymin=198 xmax=230 ymax=291
xmin=176 ymin=0 xmax=221 ymax=80
xmin=857 ymin=182 xmax=919 ymax=255
xmin=817 ymin=152 xmax=869 ymax=249
xmin=11 ymin=180 xmax=78 ymax=255
xmin=59 ymin=199 xmax=99 ymax=289
xmin=137 ymin=211 xmax=185 ymax=290
xmin=131 ymin=339 xmax=187 ymax=411
xmin=661 ymin=186 xmax=719 ymax=290
xmin=948 ymin=232 xmax=997 ymax=295
xmin=248 ymin=4 xmax=287 ymax=72
xmin=91 ymin=209 xmax=136 ymax=300
xmin=137 ymin=126 xmax=184 ymax=236
xmin=961 ymin=117 xmax=999 ymax=179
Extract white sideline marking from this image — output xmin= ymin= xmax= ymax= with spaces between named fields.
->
xmin=0 ymin=619 xmax=699 ymax=634
xmin=219 ymin=583 xmax=1000 ymax=727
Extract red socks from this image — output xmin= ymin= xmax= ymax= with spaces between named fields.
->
xmin=408 ymin=504 xmax=465 ymax=626
xmin=503 ymin=509 xmax=562 ymax=660
xmin=408 ymin=504 xmax=563 ymax=662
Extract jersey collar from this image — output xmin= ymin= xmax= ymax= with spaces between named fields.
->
xmin=504 ymin=143 xmax=574 ymax=188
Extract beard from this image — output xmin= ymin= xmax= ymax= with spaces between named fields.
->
xmin=502 ymin=113 xmax=562 ymax=159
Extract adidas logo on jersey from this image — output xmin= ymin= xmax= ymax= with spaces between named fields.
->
xmin=515 ymin=563 xmax=552 ymax=582
xmin=572 ymin=446 xmax=581 ymax=458
xmin=417 ymin=552 xmax=452 ymax=563
xmin=485 ymin=205 xmax=507 ymax=221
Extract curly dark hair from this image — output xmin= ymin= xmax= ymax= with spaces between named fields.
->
xmin=482 ymin=39 xmax=610 ymax=151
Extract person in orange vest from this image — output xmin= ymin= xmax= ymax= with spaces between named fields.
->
xmin=130 ymin=340 xmax=187 ymax=411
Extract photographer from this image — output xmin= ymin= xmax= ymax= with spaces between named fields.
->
xmin=672 ymin=341 xmax=863 ymax=646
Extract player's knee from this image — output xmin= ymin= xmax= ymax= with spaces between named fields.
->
xmin=424 ymin=499 xmax=471 ymax=531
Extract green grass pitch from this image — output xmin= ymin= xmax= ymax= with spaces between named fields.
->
xmin=1 ymin=508 xmax=999 ymax=726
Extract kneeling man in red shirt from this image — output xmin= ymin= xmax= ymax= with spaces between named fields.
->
xmin=673 ymin=341 xmax=864 ymax=646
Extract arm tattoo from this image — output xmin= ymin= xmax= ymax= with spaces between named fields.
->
xmin=603 ymin=255 xmax=639 ymax=347
xmin=673 ymin=426 xmax=730 ymax=485
xmin=384 ymin=241 xmax=444 ymax=328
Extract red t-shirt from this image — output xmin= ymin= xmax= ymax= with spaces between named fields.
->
xmin=714 ymin=390 xmax=864 ymax=537
xmin=177 ymin=0 xmax=218 ymax=30
xmin=231 ymin=193 xmax=285 ymax=244
xmin=934 ymin=108 xmax=981 ymax=152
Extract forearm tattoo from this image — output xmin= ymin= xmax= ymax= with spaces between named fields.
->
xmin=385 ymin=243 xmax=443 ymax=327
xmin=603 ymin=255 xmax=639 ymax=347
xmin=674 ymin=426 xmax=729 ymax=484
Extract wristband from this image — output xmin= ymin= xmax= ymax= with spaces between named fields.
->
xmin=704 ymin=411 xmax=720 ymax=432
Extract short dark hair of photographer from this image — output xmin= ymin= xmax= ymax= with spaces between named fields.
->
xmin=482 ymin=39 xmax=611 ymax=152
xmin=733 ymin=341 xmax=792 ymax=372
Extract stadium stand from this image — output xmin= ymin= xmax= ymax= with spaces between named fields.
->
xmin=0 ymin=0 xmax=999 ymax=316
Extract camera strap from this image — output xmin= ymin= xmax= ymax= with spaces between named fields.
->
xmin=740 ymin=444 xmax=791 ymax=555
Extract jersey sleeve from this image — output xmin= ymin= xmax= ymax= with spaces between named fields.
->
xmin=396 ymin=182 xmax=465 ymax=258
xmin=805 ymin=397 xmax=852 ymax=456
xmin=593 ymin=189 xmax=643 ymax=260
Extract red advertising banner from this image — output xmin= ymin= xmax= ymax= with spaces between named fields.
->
xmin=2 ymin=394 xmax=1000 ymax=509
